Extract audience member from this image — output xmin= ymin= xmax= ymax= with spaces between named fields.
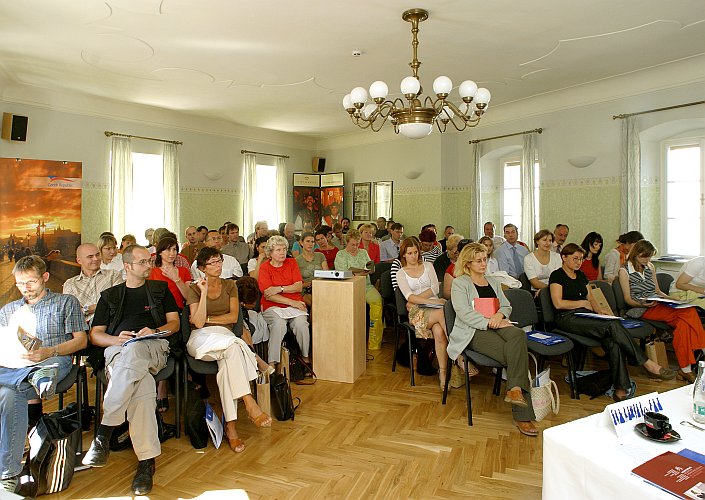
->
xmin=196 ymin=226 xmax=208 ymax=243
xmin=672 ymin=256 xmax=705 ymax=307
xmin=380 ymin=220 xmax=395 ymax=241
xmin=235 ymin=276 xmax=271 ymax=347
xmin=247 ymin=221 xmax=269 ymax=244
xmin=181 ymin=226 xmax=204 ymax=264
xmin=477 ymin=236 xmax=499 ymax=274
xmin=550 ymin=243 xmax=675 ymax=402
xmin=439 ymin=225 xmax=455 ymax=252
xmin=120 ymin=234 xmax=137 ymax=252
xmin=0 ymin=256 xmax=87 ymax=494
xmin=149 ymin=237 xmax=191 ymax=310
xmin=186 ymin=247 xmax=272 ymax=454
xmin=63 ymin=243 xmax=124 ymax=325
xmin=419 ymin=229 xmax=442 ymax=264
xmin=552 ymin=224 xmax=569 ymax=253
xmin=335 ymin=229 xmax=384 ymax=349
xmin=248 ymin=236 xmax=269 ymax=279
xmin=449 ymin=243 xmax=535 ymax=435
xmin=396 ymin=238 xmax=449 ymax=388
xmin=618 ymin=240 xmax=705 ymax=383
xmin=524 ymin=229 xmax=562 ymax=293
xmin=83 ymin=245 xmax=180 ymax=495
xmin=579 ymin=232 xmax=604 ymax=280
xmin=495 ymin=224 xmax=529 ymax=278
xmin=434 ymin=233 xmax=463 ymax=284
xmin=144 ymin=228 xmax=155 ymax=249
xmin=331 ymin=223 xmax=345 ymax=249
xmin=295 ymin=232 xmax=328 ymax=307
xmin=359 ymin=223 xmax=381 ymax=263
xmin=191 ymin=230 xmax=243 ymax=280
xmin=380 ymin=222 xmax=404 ymax=261
xmin=375 ymin=217 xmax=387 ymax=239
xmin=314 ymin=229 xmax=339 ymax=269
xmin=603 ymin=230 xmax=643 ymax=283
xmin=258 ymin=235 xmax=310 ymax=367
xmin=221 ymin=223 xmax=252 ymax=265
xmin=341 ymin=217 xmax=351 ymax=234
xmin=483 ymin=221 xmax=505 ymax=247
xmin=98 ymin=233 xmax=125 ymax=278
xmin=442 ymin=236 xmax=472 ymax=299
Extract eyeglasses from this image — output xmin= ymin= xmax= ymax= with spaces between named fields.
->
xmin=206 ymin=259 xmax=224 ymax=266
xmin=15 ymin=278 xmax=40 ymax=288
xmin=569 ymin=256 xmax=584 ymax=262
xmin=130 ymin=259 xmax=153 ymax=267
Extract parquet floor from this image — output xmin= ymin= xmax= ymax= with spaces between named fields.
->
xmin=43 ymin=330 xmax=683 ymax=500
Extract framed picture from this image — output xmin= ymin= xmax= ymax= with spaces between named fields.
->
xmin=353 ymin=182 xmax=371 ymax=221
xmin=373 ymin=181 xmax=393 ymax=220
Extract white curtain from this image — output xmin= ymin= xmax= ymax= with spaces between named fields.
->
xmin=163 ymin=142 xmax=180 ymax=234
xmin=242 ymin=153 xmax=257 ymax=237
xmin=521 ymin=132 xmax=538 ymax=241
xmin=621 ymin=116 xmax=641 ymax=232
xmin=275 ymin=156 xmax=288 ymax=225
xmin=469 ymin=143 xmax=482 ymax=239
xmin=109 ymin=136 xmax=132 ymax=237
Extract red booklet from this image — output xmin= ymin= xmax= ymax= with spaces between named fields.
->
xmin=632 ymin=451 xmax=705 ymax=499
xmin=473 ymin=298 xmax=499 ymax=318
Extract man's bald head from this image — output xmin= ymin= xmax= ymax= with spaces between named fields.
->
xmin=76 ymin=243 xmax=102 ymax=275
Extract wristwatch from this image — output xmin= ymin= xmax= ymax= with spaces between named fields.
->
xmin=52 ymin=346 xmax=59 ymax=357
xmin=281 ymin=286 xmax=284 ymax=293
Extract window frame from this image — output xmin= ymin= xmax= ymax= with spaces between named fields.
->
xmin=500 ymin=156 xmax=540 ymax=234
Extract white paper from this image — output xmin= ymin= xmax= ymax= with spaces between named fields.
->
xmin=272 ymin=306 xmax=309 ymax=319
xmin=205 ymin=402 xmax=224 ymax=449
xmin=0 ymin=306 xmax=40 ymax=368
xmin=603 ymin=391 xmax=661 ymax=438
xmin=574 ymin=312 xmax=623 ymax=320
xmin=122 ymin=330 xmax=171 ymax=346
xmin=529 ymin=332 xmax=551 ymax=340
xmin=536 ymin=368 xmax=551 ymax=388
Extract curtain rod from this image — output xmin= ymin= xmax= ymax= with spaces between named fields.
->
xmin=240 ymin=149 xmax=290 ymax=159
xmin=612 ymin=100 xmax=705 ymax=120
xmin=104 ymin=131 xmax=182 ymax=145
xmin=469 ymin=128 xmax=543 ymax=144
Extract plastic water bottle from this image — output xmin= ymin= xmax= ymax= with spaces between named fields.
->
xmin=693 ymin=361 xmax=705 ymax=424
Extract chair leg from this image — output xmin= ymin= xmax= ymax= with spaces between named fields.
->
xmin=174 ymin=361 xmax=181 ymax=438
xmin=58 ymin=393 xmax=64 ymax=410
xmin=492 ymin=368 xmax=503 ymax=396
xmin=94 ymin=375 xmax=102 ymax=439
xmin=567 ymin=351 xmax=579 ymax=400
xmin=464 ymin=355 xmax=473 ymax=426
xmin=392 ymin=320 xmax=400 ymax=372
xmin=442 ymin=355 xmax=452 ymax=404
xmin=76 ymin=368 xmax=83 ymax=454
xmin=407 ymin=327 xmax=415 ymax=386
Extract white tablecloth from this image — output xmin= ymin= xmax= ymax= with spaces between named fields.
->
xmin=543 ymin=385 xmax=705 ymax=499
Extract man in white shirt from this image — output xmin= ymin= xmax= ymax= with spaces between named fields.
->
xmin=380 ymin=223 xmax=404 ymax=261
xmin=190 ymin=230 xmax=243 ymax=280
xmin=552 ymin=224 xmax=569 ymax=253
xmin=495 ymin=223 xmax=529 ymax=278
xmin=483 ymin=221 xmax=505 ymax=248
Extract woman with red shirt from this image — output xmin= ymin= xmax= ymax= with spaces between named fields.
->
xmin=579 ymin=232 xmax=604 ymax=281
xmin=258 ymin=235 xmax=310 ymax=368
xmin=149 ymin=237 xmax=191 ymax=309
xmin=314 ymin=228 xmax=339 ymax=268
xmin=359 ymin=223 xmax=381 ymax=263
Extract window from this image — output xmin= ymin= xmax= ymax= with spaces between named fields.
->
xmin=253 ymin=164 xmax=279 ymax=229
xmin=501 ymin=160 xmax=540 ymax=232
xmin=127 ymin=152 xmax=164 ymax=239
xmin=662 ymin=138 xmax=704 ymax=256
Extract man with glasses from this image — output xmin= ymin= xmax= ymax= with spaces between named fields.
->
xmin=82 ymin=245 xmax=179 ymax=495
xmin=0 ymin=256 xmax=87 ymax=494
xmin=380 ymin=223 xmax=404 ymax=262
xmin=190 ymin=229 xmax=242 ymax=280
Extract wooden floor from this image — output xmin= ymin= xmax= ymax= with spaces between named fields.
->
xmin=44 ymin=330 xmax=684 ymax=500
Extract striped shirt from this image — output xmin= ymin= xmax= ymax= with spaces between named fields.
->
xmin=624 ymin=262 xmax=656 ymax=300
xmin=0 ymin=290 xmax=86 ymax=348
xmin=63 ymin=269 xmax=124 ymax=323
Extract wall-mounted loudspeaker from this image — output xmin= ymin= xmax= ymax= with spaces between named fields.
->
xmin=312 ymin=157 xmax=326 ymax=173
xmin=1 ymin=113 xmax=28 ymax=141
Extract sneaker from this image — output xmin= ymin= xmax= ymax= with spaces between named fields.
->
xmin=29 ymin=364 xmax=58 ymax=399
xmin=0 ymin=476 xmax=18 ymax=493
xmin=82 ymin=436 xmax=110 ymax=467
xmin=132 ymin=458 xmax=155 ymax=495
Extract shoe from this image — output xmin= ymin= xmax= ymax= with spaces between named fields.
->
xmin=514 ymin=420 xmax=539 ymax=437
xmin=678 ymin=370 xmax=696 ymax=384
xmin=29 ymin=364 xmax=58 ymax=399
xmin=132 ymin=458 xmax=155 ymax=495
xmin=228 ymin=437 xmax=246 ymax=453
xmin=156 ymin=398 xmax=169 ymax=413
xmin=450 ymin=364 xmax=465 ymax=389
xmin=82 ymin=435 xmax=110 ymax=467
xmin=645 ymin=366 xmax=677 ymax=381
xmin=612 ymin=392 xmax=629 ymax=402
xmin=0 ymin=476 xmax=18 ymax=493
xmin=249 ymin=412 xmax=272 ymax=428
xmin=504 ymin=388 xmax=528 ymax=407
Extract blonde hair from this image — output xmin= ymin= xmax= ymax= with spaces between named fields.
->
xmin=345 ymin=228 xmax=361 ymax=242
xmin=446 ymin=233 xmax=463 ymax=250
xmin=454 ymin=242 xmax=488 ymax=278
xmin=97 ymin=233 xmax=118 ymax=253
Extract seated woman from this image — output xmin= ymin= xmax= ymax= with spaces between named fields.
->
xmin=449 ymin=242 xmax=538 ymax=436
xmin=396 ymin=237 xmax=451 ymax=388
xmin=98 ymin=233 xmax=125 ymax=278
xmin=258 ymin=235 xmax=310 ymax=366
xmin=149 ymin=237 xmax=191 ymax=310
xmin=335 ymin=229 xmax=384 ymax=350
xmin=120 ymin=234 xmax=137 ymax=252
xmin=603 ymin=230 xmax=643 ymax=283
xmin=524 ymin=229 xmax=562 ymax=296
xmin=419 ymin=229 xmax=442 ymax=264
xmin=295 ymin=231 xmax=328 ymax=307
xmin=359 ymin=223 xmax=381 ymax=264
xmin=236 ymin=276 xmax=271 ymax=348
xmin=477 ymin=236 xmax=499 ymax=274
xmin=672 ymin=256 xmax=705 ymax=307
xmin=439 ymin=234 xmax=464 ymax=299
xmin=618 ymin=240 xmax=705 ymax=383
xmin=248 ymin=236 xmax=269 ymax=279
xmin=550 ymin=243 xmax=675 ymax=402
xmin=186 ymin=247 xmax=272 ymax=454
xmin=579 ymin=232 xmax=604 ymax=281
xmin=314 ymin=228 xmax=339 ymax=269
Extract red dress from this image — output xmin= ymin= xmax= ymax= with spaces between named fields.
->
xmin=149 ymin=266 xmax=191 ymax=309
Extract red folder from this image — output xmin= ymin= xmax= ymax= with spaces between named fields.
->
xmin=632 ymin=451 xmax=705 ymax=498
xmin=473 ymin=298 xmax=499 ymax=318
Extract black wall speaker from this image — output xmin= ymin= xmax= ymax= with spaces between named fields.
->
xmin=312 ymin=157 xmax=326 ymax=173
xmin=1 ymin=113 xmax=28 ymax=141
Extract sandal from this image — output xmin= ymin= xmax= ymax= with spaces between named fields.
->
xmin=156 ymin=398 xmax=169 ymax=413
xmin=457 ymin=359 xmax=479 ymax=377
xmin=228 ymin=437 xmax=245 ymax=453
xmin=514 ymin=420 xmax=539 ymax=437
xmin=249 ymin=412 xmax=272 ymax=428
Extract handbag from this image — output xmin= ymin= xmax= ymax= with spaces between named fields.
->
xmin=528 ymin=353 xmax=560 ymax=421
xmin=270 ymin=368 xmax=300 ymax=421
xmin=256 ymin=371 xmax=273 ymax=417
xmin=24 ymin=410 xmax=82 ymax=496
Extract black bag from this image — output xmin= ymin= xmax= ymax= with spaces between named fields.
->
xmin=270 ymin=369 xmax=300 ymax=421
xmin=415 ymin=338 xmax=438 ymax=376
xmin=107 ymin=411 xmax=176 ymax=452
xmin=575 ymin=370 xmax=612 ymax=398
xmin=23 ymin=410 xmax=82 ymax=496
xmin=184 ymin=382 xmax=208 ymax=449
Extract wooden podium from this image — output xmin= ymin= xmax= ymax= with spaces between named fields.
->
xmin=312 ymin=276 xmax=366 ymax=383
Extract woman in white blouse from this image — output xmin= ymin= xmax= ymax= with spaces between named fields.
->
xmin=524 ymin=229 xmax=562 ymax=295
xmin=672 ymin=256 xmax=705 ymax=308
xmin=98 ymin=232 xmax=125 ymax=278
xmin=478 ymin=236 xmax=500 ymax=274
xmin=396 ymin=237 xmax=450 ymax=388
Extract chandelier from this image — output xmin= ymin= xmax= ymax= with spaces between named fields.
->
xmin=342 ymin=8 xmax=491 ymax=139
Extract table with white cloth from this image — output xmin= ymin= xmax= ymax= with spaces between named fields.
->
xmin=543 ymin=385 xmax=705 ymax=499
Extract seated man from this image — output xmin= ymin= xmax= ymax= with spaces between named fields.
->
xmin=0 ymin=256 xmax=87 ymax=494
xmin=82 ymin=245 xmax=179 ymax=496
xmin=63 ymin=243 xmax=124 ymax=325
xmin=181 ymin=225 xmax=204 ymax=264
xmin=495 ymin=223 xmax=529 ymax=278
xmin=190 ymin=230 xmax=243 ymax=280
xmin=221 ymin=223 xmax=251 ymax=265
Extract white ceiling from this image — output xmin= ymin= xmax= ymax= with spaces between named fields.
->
xmin=0 ymin=0 xmax=704 ymax=140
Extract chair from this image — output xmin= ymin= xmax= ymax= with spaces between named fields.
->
xmin=504 ymin=288 xmax=575 ymax=372
xmin=55 ymin=356 xmax=90 ymax=453
xmin=589 ymin=280 xmax=653 ymax=341
xmin=518 ymin=273 xmax=532 ymax=292
xmin=656 ymin=272 xmax=675 ymax=295
xmin=379 ymin=270 xmax=399 ymax=370
xmin=538 ymin=287 xmax=599 ymax=399
xmin=241 ymin=262 xmax=249 ymax=277
xmin=370 ymin=261 xmax=392 ymax=288
xmin=612 ymin=278 xmax=673 ymax=334
xmin=440 ymin=299 xmax=505 ymax=426
xmin=394 ymin=287 xmax=417 ymax=386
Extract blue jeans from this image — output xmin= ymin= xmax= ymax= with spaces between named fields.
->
xmin=0 ymin=356 xmax=72 ymax=479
